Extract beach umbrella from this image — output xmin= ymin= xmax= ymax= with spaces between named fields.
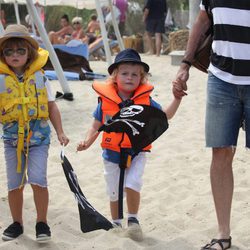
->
xmin=98 ymin=104 xmax=169 ymax=218
xmin=60 ymin=151 xmax=113 ymax=232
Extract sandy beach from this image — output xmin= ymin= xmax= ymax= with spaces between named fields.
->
xmin=0 ymin=54 xmax=249 ymax=250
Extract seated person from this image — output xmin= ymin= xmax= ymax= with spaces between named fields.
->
xmin=86 ymin=14 xmax=101 ymax=44
xmin=67 ymin=16 xmax=89 ymax=44
xmin=49 ymin=14 xmax=74 ymax=44
xmin=25 ymin=14 xmax=43 ymax=46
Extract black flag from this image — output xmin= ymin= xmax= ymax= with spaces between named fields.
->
xmin=61 ymin=153 xmax=113 ymax=232
xmin=99 ymin=104 xmax=169 ymax=152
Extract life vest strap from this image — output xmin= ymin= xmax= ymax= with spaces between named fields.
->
xmin=3 ymin=97 xmax=37 ymax=111
xmin=16 ymin=130 xmax=24 ymax=173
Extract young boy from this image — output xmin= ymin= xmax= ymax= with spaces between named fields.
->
xmin=0 ymin=24 xmax=69 ymax=242
xmin=77 ymin=49 xmax=183 ymax=241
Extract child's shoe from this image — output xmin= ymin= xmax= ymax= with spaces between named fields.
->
xmin=126 ymin=217 xmax=143 ymax=241
xmin=112 ymin=222 xmax=122 ymax=228
xmin=35 ymin=222 xmax=51 ymax=243
xmin=2 ymin=222 xmax=23 ymax=241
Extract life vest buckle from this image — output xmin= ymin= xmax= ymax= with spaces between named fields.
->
xmin=119 ymin=148 xmax=132 ymax=169
xmin=18 ymin=126 xmax=24 ymax=134
xmin=21 ymin=97 xmax=31 ymax=104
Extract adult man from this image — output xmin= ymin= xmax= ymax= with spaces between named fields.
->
xmin=173 ymin=1 xmax=250 ymax=249
xmin=143 ymin=0 xmax=167 ymax=56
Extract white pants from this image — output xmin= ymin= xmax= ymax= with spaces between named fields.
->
xmin=103 ymin=152 xmax=146 ymax=201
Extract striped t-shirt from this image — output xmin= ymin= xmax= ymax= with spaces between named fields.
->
xmin=201 ymin=0 xmax=250 ymax=85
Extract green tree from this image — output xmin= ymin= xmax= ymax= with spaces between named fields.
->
xmin=168 ymin=0 xmax=189 ymax=13
xmin=44 ymin=6 xmax=93 ymax=32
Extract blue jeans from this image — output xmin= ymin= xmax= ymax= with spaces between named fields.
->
xmin=4 ymin=143 xmax=49 ymax=190
xmin=206 ymin=73 xmax=250 ymax=148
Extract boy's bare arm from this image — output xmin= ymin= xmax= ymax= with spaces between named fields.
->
xmin=163 ymin=98 xmax=182 ymax=120
xmin=77 ymin=119 xmax=102 ymax=151
xmin=48 ymin=101 xmax=69 ymax=146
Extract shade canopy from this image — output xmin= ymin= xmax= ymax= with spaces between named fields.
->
xmin=0 ymin=0 xmax=123 ymax=97
xmin=1 ymin=0 xmax=109 ymax=10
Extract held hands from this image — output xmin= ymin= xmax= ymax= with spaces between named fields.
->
xmin=172 ymin=64 xmax=189 ymax=99
xmin=57 ymin=133 xmax=69 ymax=146
xmin=172 ymin=79 xmax=187 ymax=99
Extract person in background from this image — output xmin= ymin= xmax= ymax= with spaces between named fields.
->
xmin=113 ymin=0 xmax=128 ymax=36
xmin=86 ymin=14 xmax=101 ymax=44
xmin=67 ymin=16 xmax=88 ymax=44
xmin=48 ymin=14 xmax=73 ymax=44
xmin=25 ymin=14 xmax=43 ymax=46
xmin=0 ymin=10 xmax=6 ymax=28
xmin=143 ymin=0 xmax=167 ymax=56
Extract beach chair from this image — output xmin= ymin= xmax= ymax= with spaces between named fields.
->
xmin=88 ymin=37 xmax=119 ymax=60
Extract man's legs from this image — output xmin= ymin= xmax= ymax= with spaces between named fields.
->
xmin=146 ymin=31 xmax=154 ymax=55
xmin=210 ymin=147 xmax=234 ymax=249
xmin=155 ymin=33 xmax=162 ymax=56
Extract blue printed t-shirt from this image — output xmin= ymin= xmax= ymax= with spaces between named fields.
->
xmin=2 ymin=76 xmax=54 ymax=147
xmin=93 ymin=98 xmax=162 ymax=164
xmin=3 ymin=119 xmax=51 ymax=146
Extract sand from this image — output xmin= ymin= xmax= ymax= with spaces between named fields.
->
xmin=0 ymin=54 xmax=249 ymax=250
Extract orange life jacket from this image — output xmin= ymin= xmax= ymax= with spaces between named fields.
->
xmin=92 ymin=81 xmax=154 ymax=152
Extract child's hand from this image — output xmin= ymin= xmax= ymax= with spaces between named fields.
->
xmin=77 ymin=141 xmax=89 ymax=151
xmin=172 ymin=80 xmax=187 ymax=99
xmin=57 ymin=133 xmax=69 ymax=146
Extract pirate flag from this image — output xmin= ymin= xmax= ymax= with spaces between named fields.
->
xmin=61 ymin=153 xmax=113 ymax=232
xmin=98 ymin=104 xmax=169 ymax=152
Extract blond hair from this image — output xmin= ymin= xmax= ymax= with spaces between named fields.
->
xmin=72 ymin=16 xmax=82 ymax=24
xmin=107 ymin=62 xmax=148 ymax=85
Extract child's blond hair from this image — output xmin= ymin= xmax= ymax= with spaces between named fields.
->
xmin=107 ymin=62 xmax=148 ymax=85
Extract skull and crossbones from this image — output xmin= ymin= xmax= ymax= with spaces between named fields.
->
xmin=120 ymin=105 xmax=143 ymax=118
xmin=109 ymin=105 xmax=145 ymax=136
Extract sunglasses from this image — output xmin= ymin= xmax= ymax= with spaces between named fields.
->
xmin=73 ymin=22 xmax=81 ymax=25
xmin=3 ymin=48 xmax=27 ymax=57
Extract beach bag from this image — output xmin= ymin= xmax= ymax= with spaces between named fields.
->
xmin=192 ymin=0 xmax=213 ymax=73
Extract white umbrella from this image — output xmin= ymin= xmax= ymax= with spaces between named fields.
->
xmin=2 ymin=0 xmax=109 ymax=10
xmin=0 ymin=0 xmax=123 ymax=96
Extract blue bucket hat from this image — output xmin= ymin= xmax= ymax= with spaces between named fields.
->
xmin=108 ymin=48 xmax=150 ymax=75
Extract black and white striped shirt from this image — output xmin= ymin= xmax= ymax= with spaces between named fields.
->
xmin=201 ymin=0 xmax=250 ymax=85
